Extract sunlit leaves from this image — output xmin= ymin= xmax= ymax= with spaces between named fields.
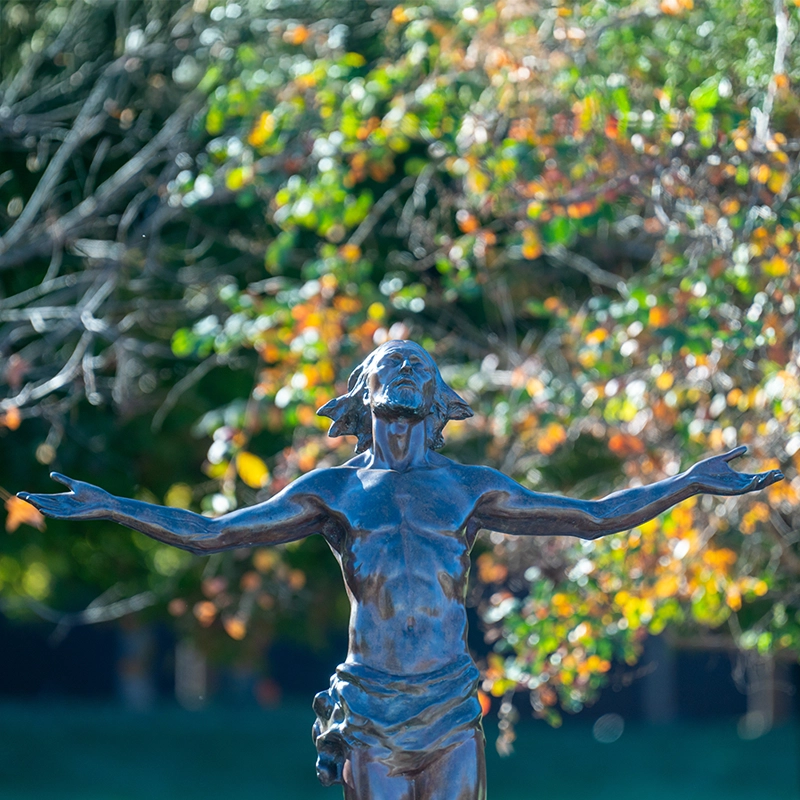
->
xmin=4 ymin=0 xmax=797 ymax=736
xmin=235 ymin=451 xmax=270 ymax=489
xmin=4 ymin=495 xmax=45 ymax=533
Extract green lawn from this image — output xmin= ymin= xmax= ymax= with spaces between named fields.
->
xmin=0 ymin=703 xmax=797 ymax=799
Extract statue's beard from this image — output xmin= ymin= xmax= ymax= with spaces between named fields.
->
xmin=370 ymin=386 xmax=429 ymax=421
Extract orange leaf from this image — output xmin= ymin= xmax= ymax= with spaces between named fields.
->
xmin=284 ymin=25 xmax=309 ymax=45
xmin=4 ymin=496 xmax=45 ymax=533
xmin=521 ymin=228 xmax=543 ymax=260
xmin=456 ymin=210 xmax=479 ymax=233
xmin=339 ymin=243 xmax=362 ymax=263
xmin=567 ymin=200 xmax=596 ymax=219
xmin=720 ymin=198 xmax=740 ymax=216
xmin=608 ymin=433 xmax=645 ymax=457
xmin=193 ymin=600 xmax=217 ymax=627
xmin=1 ymin=407 xmax=21 ymax=430
xmin=537 ymin=422 xmax=567 ymax=455
xmin=648 ymin=306 xmax=670 ymax=328
xmin=223 ymin=617 xmax=247 ymax=640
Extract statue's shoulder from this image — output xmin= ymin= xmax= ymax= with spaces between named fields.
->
xmin=426 ymin=454 xmax=497 ymax=489
xmin=282 ymin=463 xmax=354 ymax=501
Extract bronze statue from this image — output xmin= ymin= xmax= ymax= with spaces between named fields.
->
xmin=19 ymin=340 xmax=783 ymax=799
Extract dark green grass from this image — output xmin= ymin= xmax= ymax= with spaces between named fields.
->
xmin=0 ymin=702 xmax=797 ymax=799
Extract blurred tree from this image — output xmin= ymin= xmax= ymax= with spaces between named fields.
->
xmin=2 ymin=0 xmax=799 ymax=744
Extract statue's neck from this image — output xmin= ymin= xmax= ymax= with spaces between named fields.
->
xmin=366 ymin=415 xmax=431 ymax=471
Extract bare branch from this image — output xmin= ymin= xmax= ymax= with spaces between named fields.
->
xmin=546 ymin=244 xmax=630 ymax=297
xmin=0 ymin=589 xmax=158 ymax=646
xmin=152 ymin=354 xmax=224 ymax=431
xmin=348 ymin=175 xmax=416 ymax=247
xmin=0 ymin=62 xmax=121 ymax=255
xmin=753 ymin=0 xmax=792 ymax=147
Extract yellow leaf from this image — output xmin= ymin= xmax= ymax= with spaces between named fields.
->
xmin=585 ymin=328 xmax=607 ymax=345
xmin=655 ymin=370 xmax=674 ymax=390
xmin=466 ymin=168 xmax=490 ymax=194
xmin=165 ymin=483 xmax=193 ymax=509
xmin=762 ymin=255 xmax=790 ymax=277
xmin=655 ymin=574 xmax=679 ymax=599
xmin=225 ymin=166 xmax=253 ymax=191
xmin=367 ymin=302 xmax=385 ymax=320
xmin=768 ymin=171 xmax=787 ymax=194
xmin=248 ymin=111 xmax=275 ymax=147
xmin=236 ymin=451 xmax=270 ymax=488
xmin=205 ymin=107 xmax=224 ymax=136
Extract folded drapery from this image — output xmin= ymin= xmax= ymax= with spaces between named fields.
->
xmin=312 ymin=654 xmax=483 ymax=785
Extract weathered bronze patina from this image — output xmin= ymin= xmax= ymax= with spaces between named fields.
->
xmin=20 ymin=340 xmax=783 ymax=799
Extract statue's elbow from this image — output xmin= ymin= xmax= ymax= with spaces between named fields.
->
xmin=582 ymin=515 xmax=610 ymax=540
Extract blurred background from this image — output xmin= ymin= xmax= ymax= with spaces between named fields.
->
xmin=1 ymin=0 xmax=800 ymax=797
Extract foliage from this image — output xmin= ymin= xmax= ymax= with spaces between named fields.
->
xmin=2 ymin=0 xmax=800 ymax=744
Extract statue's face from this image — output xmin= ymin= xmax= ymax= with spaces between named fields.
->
xmin=366 ymin=343 xmax=436 ymax=421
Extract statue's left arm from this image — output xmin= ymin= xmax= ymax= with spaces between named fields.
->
xmin=18 ymin=470 xmax=333 ymax=554
xmin=471 ymin=446 xmax=783 ymax=540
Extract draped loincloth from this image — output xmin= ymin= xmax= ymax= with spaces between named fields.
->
xmin=312 ymin=655 xmax=483 ymax=786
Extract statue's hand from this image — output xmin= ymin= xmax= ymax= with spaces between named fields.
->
xmin=17 ymin=473 xmax=112 ymax=521
xmin=686 ymin=446 xmax=783 ymax=496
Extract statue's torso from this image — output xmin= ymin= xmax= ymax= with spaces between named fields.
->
xmin=318 ymin=463 xmax=481 ymax=675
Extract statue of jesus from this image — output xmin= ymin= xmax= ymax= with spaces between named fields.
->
xmin=20 ymin=339 xmax=783 ymax=799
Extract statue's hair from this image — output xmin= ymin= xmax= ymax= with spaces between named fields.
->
xmin=317 ymin=340 xmax=473 ymax=453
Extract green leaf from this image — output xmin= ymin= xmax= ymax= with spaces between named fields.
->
xmin=689 ymin=77 xmax=719 ymax=112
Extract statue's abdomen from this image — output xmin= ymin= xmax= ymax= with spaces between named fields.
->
xmin=342 ymin=526 xmax=472 ymax=674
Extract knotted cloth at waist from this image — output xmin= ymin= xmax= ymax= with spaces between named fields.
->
xmin=312 ymin=654 xmax=483 ymax=785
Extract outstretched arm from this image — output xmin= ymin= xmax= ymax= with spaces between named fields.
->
xmin=18 ymin=471 xmax=332 ymax=554
xmin=471 ymin=446 xmax=783 ymax=540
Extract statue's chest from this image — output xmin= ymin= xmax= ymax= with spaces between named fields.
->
xmin=331 ymin=469 xmax=473 ymax=534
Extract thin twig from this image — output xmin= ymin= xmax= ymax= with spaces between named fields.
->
xmin=348 ymin=175 xmax=416 ymax=247
xmin=151 ymin=354 xmax=223 ymax=432
xmin=546 ymin=244 xmax=630 ymax=297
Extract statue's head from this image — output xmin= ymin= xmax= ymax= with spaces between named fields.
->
xmin=317 ymin=340 xmax=473 ymax=453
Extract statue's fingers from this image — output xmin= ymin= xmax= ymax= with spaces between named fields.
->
xmin=30 ymin=494 xmax=77 ymax=518
xmin=743 ymin=470 xmax=783 ymax=492
xmin=17 ymin=492 xmax=53 ymax=514
xmin=722 ymin=445 xmax=747 ymax=462
xmin=760 ymin=469 xmax=784 ymax=488
xmin=50 ymin=472 xmax=77 ymax=490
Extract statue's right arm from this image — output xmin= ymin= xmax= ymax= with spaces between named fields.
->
xmin=18 ymin=471 xmax=332 ymax=554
